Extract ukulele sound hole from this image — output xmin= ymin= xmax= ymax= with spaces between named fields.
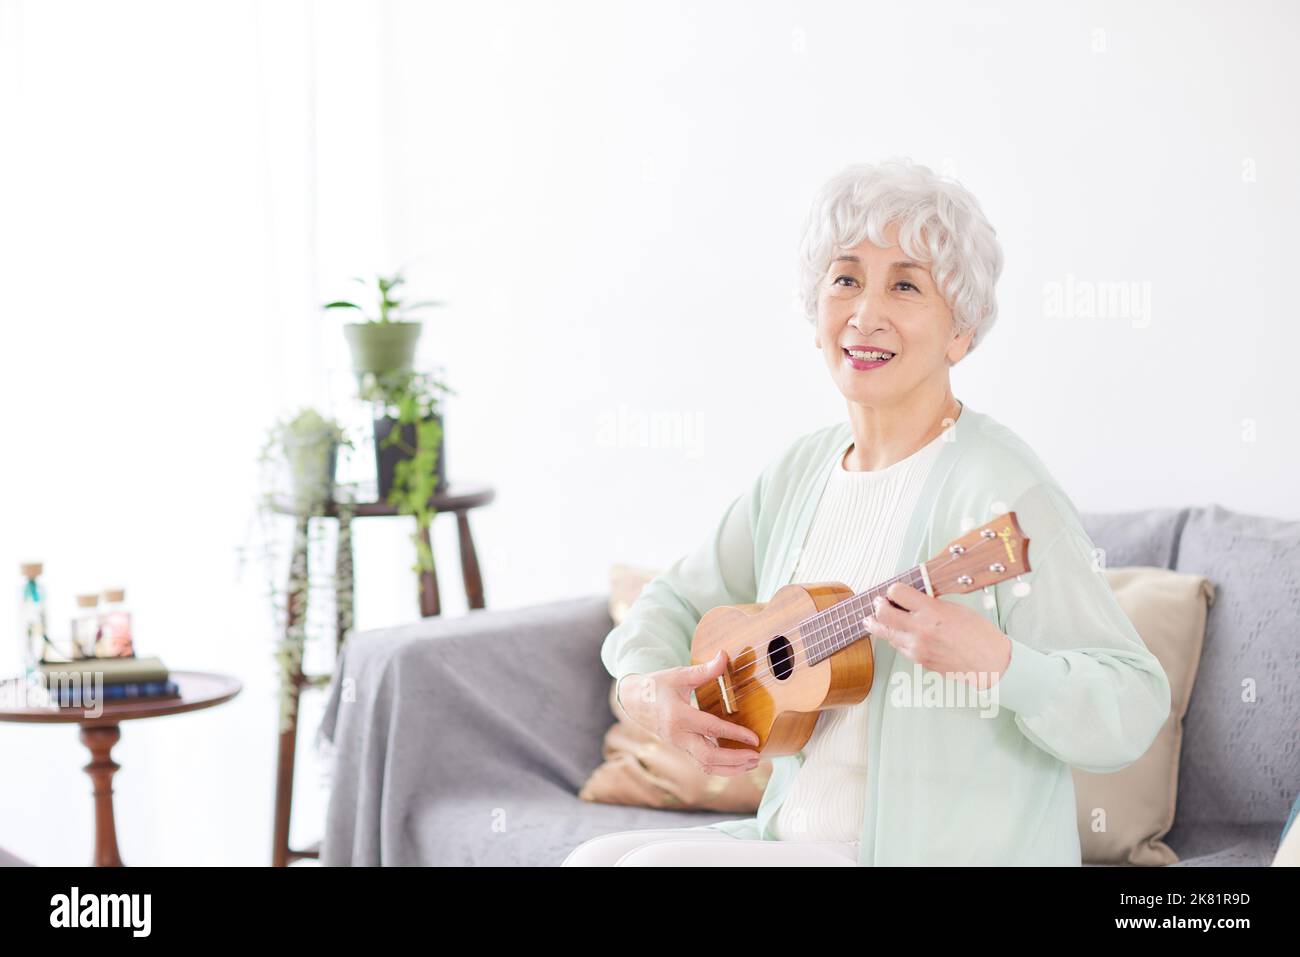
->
xmin=767 ymin=635 xmax=794 ymax=680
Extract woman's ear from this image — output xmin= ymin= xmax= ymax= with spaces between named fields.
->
xmin=947 ymin=327 xmax=975 ymax=366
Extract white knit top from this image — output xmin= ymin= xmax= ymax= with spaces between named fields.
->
xmin=769 ymin=427 xmax=949 ymax=843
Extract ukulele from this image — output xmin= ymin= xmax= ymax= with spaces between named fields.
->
xmin=690 ymin=512 xmax=1031 ymax=755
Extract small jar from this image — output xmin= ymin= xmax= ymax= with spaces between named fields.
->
xmin=96 ymin=587 xmax=134 ymax=658
xmin=19 ymin=562 xmax=49 ymax=672
xmin=71 ymin=593 xmax=101 ymax=660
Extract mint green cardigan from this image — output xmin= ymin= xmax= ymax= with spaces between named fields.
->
xmin=601 ymin=402 xmax=1172 ymax=866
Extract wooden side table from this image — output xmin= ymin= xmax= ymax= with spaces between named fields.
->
xmin=269 ymin=482 xmax=495 ymax=867
xmin=0 ymin=670 xmax=242 ymax=866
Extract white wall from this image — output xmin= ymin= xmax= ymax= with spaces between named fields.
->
xmin=0 ymin=0 xmax=1295 ymax=865
xmin=380 ymin=0 xmax=1300 ymax=610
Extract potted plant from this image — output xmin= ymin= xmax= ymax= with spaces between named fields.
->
xmin=324 ymin=269 xmax=445 ymax=380
xmin=359 ymin=369 xmax=454 ymax=574
xmin=259 ymin=408 xmax=352 ymax=515
xmin=250 ymin=408 xmax=357 ymax=731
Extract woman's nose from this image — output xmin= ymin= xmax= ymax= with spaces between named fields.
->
xmin=849 ymin=284 xmax=893 ymax=331
xmin=849 ymin=301 xmax=887 ymax=334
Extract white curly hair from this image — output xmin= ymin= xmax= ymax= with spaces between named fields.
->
xmin=797 ymin=158 xmax=1004 ymax=353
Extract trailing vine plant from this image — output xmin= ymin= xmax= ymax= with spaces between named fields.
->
xmin=243 ymin=408 xmax=356 ymax=732
xmin=359 ymin=369 xmax=454 ymax=575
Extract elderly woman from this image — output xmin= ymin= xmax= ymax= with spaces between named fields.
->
xmin=563 ymin=159 xmax=1171 ymax=867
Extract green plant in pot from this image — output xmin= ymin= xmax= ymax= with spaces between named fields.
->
xmin=253 ymin=408 xmax=356 ymax=731
xmin=259 ymin=408 xmax=352 ymax=515
xmin=359 ymin=369 xmax=455 ymax=574
xmin=324 ymin=269 xmax=445 ymax=382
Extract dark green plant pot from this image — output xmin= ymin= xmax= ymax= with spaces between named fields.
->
xmin=344 ymin=322 xmax=423 ymax=378
xmin=374 ymin=413 xmax=446 ymax=500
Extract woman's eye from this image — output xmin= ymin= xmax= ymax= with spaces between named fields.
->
xmin=832 ymin=275 xmax=858 ymax=287
xmin=894 ymin=281 xmax=919 ymax=292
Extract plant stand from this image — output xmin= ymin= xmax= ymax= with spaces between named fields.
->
xmin=268 ymin=482 xmax=495 ymax=867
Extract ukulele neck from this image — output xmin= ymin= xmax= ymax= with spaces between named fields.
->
xmin=802 ymin=564 xmax=930 ymax=667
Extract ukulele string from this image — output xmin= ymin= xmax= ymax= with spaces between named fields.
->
xmin=719 ymin=530 xmax=1004 ymax=689
xmin=714 ymin=548 xmax=986 ymax=710
xmin=718 ymin=566 xmax=922 ymax=692
xmin=732 ymin=532 xmax=1009 ymax=688
xmin=718 ymin=546 xmax=989 ymax=709
xmin=719 ymin=547 xmax=1004 ymax=712
xmin=720 ymin=552 xmax=958 ymax=689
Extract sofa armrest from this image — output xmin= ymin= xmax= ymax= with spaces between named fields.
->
xmin=0 ymin=846 xmax=33 ymax=867
xmin=315 ymin=595 xmax=617 ymax=865
xmin=317 ymin=593 xmax=616 ymax=754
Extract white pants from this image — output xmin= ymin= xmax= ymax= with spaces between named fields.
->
xmin=561 ymin=825 xmax=859 ymax=867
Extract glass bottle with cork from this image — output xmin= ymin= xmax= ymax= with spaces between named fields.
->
xmin=20 ymin=561 xmax=72 ymax=671
xmin=71 ymin=593 xmax=102 ymax=660
xmin=96 ymin=587 xmax=134 ymax=658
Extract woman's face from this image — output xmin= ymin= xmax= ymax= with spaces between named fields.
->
xmin=815 ymin=223 xmax=974 ymax=408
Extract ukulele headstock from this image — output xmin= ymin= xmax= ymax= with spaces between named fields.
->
xmin=924 ymin=512 xmax=1030 ymax=597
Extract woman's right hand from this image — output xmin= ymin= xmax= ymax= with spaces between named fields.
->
xmin=617 ymin=651 xmax=762 ymax=776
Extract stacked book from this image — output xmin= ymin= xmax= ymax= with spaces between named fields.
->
xmin=36 ymin=657 xmax=179 ymax=708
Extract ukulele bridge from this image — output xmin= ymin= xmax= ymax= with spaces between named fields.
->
xmin=715 ymin=675 xmax=736 ymax=714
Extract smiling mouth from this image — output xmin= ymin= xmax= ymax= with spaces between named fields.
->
xmin=842 ymin=347 xmax=896 ymax=371
xmin=844 ymin=348 xmax=895 ymax=361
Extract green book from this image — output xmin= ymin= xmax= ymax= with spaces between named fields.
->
xmin=36 ymin=656 xmax=169 ymax=686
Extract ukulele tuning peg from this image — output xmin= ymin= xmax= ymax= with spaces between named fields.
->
xmin=982 ymin=585 xmax=997 ymax=611
xmin=1012 ymin=575 xmax=1032 ymax=598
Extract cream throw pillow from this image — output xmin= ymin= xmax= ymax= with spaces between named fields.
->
xmin=1073 ymin=567 xmax=1214 ymax=865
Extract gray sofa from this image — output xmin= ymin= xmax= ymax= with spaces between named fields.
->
xmin=317 ymin=504 xmax=1300 ymax=866
xmin=0 ymin=847 xmax=31 ymax=867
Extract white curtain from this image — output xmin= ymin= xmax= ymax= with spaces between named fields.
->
xmin=0 ymin=0 xmax=388 ymax=865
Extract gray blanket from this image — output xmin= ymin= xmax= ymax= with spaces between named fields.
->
xmin=316 ymin=595 xmax=737 ymax=866
xmin=0 ymin=847 xmax=32 ymax=867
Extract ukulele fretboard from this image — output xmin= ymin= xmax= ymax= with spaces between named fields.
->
xmin=797 ymin=565 xmax=928 ymax=666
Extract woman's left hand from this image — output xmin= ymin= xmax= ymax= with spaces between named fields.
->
xmin=864 ymin=582 xmax=1011 ymax=689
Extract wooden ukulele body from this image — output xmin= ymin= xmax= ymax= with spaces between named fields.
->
xmin=687 ymin=512 xmax=1030 ymax=758
xmin=691 ymin=582 xmax=875 ymax=756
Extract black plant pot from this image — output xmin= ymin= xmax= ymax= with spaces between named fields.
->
xmin=374 ymin=413 xmax=447 ymax=501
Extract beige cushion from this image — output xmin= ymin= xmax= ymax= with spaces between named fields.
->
xmin=1073 ymin=567 xmax=1214 ymax=865
xmin=578 ymin=565 xmax=774 ymax=812
xmin=607 ymin=563 xmax=660 ymax=629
